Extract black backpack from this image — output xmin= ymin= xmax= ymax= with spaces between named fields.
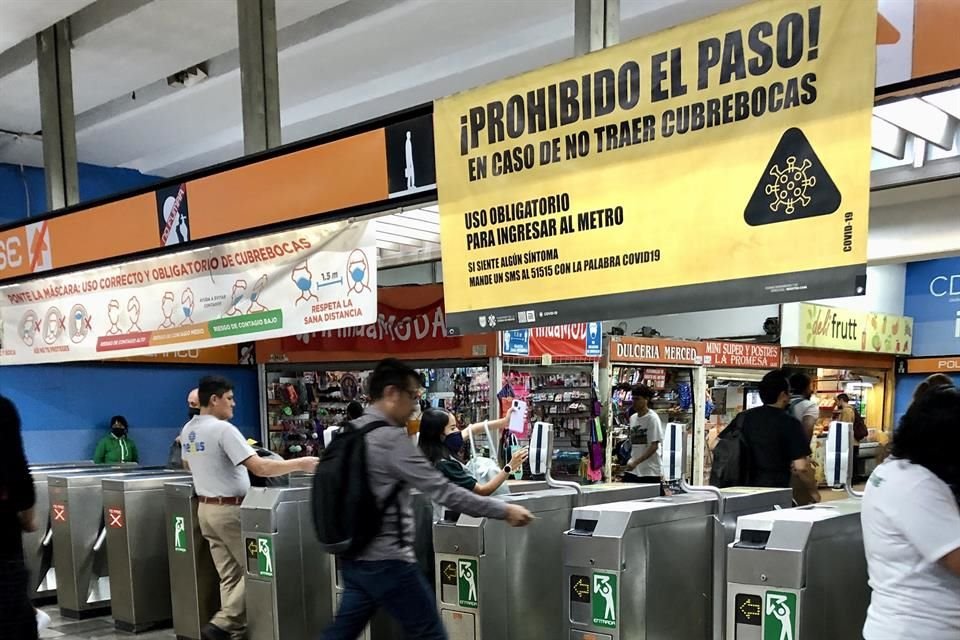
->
xmin=852 ymin=410 xmax=868 ymax=442
xmin=312 ymin=420 xmax=403 ymax=556
xmin=709 ymin=413 xmax=750 ymax=488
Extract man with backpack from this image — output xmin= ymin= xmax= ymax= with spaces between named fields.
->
xmin=316 ymin=358 xmax=534 ymax=640
xmin=710 ymin=370 xmax=811 ymax=492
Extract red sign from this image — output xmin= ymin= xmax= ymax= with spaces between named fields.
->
xmin=280 ymin=298 xmax=456 ymax=354
xmin=702 ymin=341 xmax=781 ymax=369
xmin=52 ymin=503 xmax=67 ymax=523
xmin=527 ymin=324 xmax=601 ymax=358
xmin=107 ymin=508 xmax=124 ymax=529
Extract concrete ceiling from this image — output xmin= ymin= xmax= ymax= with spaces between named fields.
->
xmin=0 ymin=0 xmax=751 ymax=177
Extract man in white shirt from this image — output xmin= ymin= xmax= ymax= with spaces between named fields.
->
xmin=623 ymin=384 xmax=664 ymax=494
xmin=788 ymin=372 xmax=820 ymax=505
xmin=181 ymin=375 xmax=318 ymax=640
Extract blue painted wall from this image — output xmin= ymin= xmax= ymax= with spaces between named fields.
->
xmin=0 ymin=162 xmax=161 ymax=223
xmin=904 ymin=257 xmax=960 ymax=357
xmin=0 ymin=363 xmax=259 ymax=466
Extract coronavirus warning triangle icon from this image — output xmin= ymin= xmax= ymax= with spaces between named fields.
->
xmin=744 ymin=127 xmax=842 ymax=226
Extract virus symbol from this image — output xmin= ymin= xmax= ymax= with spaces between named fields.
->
xmin=765 ymin=156 xmax=816 ymax=215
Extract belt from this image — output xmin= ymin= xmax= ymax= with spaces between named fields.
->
xmin=197 ymin=496 xmax=244 ymax=505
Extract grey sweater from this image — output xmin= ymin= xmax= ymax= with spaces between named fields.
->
xmin=356 ymin=407 xmax=509 ymax=563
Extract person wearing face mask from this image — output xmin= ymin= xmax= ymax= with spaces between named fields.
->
xmin=94 ymin=415 xmax=139 ymax=464
xmin=168 ymin=388 xmax=199 ymax=469
xmin=418 ymin=408 xmax=527 ymax=496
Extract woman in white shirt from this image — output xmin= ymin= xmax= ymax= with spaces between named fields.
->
xmin=861 ymin=384 xmax=960 ymax=640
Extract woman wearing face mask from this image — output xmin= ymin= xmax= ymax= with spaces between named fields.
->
xmin=94 ymin=415 xmax=139 ymax=464
xmin=418 ymin=408 xmax=528 ymax=495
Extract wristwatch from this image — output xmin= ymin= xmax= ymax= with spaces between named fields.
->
xmin=503 ymin=464 xmax=513 ymax=474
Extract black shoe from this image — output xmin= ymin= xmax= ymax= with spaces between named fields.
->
xmin=201 ymin=623 xmax=232 ymax=640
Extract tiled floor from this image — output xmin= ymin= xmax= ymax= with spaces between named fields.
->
xmin=38 ymin=607 xmax=176 ymax=640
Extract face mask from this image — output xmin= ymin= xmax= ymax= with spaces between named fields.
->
xmin=188 ymin=407 xmax=200 ymax=417
xmin=295 ymin=277 xmax=312 ymax=292
xmin=183 ymin=306 xmax=193 ymax=318
xmin=350 ymin=266 xmax=365 ymax=284
xmin=112 ymin=427 xmax=127 ymax=438
xmin=444 ymin=431 xmax=464 ymax=455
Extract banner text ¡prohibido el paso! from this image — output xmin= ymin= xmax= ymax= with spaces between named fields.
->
xmin=434 ymin=0 xmax=875 ymax=334
xmin=0 ymin=221 xmax=376 ymax=364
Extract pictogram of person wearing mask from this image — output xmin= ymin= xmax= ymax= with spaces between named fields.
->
xmin=159 ymin=291 xmax=177 ymax=329
xmin=106 ymin=300 xmax=122 ymax=335
xmin=292 ymin=262 xmax=318 ymax=305
xmin=127 ymin=296 xmax=143 ymax=333
xmin=247 ymin=275 xmax=269 ymax=314
xmin=181 ymin=288 xmax=195 ymax=325
xmin=346 ymin=249 xmax=371 ymax=296
xmin=226 ymin=280 xmax=247 ymax=317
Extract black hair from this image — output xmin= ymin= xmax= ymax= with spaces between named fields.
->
xmin=110 ymin=415 xmax=128 ymax=429
xmin=913 ymin=374 xmax=955 ymax=402
xmin=893 ymin=385 xmax=960 ymax=498
xmin=198 ymin=375 xmax=234 ymax=407
xmin=418 ymin=409 xmax=454 ymax=464
xmin=367 ymin=358 xmax=420 ymax=401
xmin=631 ymin=384 xmax=654 ymax=401
xmin=346 ymin=401 xmax=364 ymax=420
xmin=836 ymin=393 xmax=850 ymax=403
xmin=789 ymin=372 xmax=812 ymax=395
xmin=759 ymin=370 xmax=790 ymax=405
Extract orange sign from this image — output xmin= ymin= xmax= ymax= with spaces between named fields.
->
xmin=0 ymin=112 xmax=434 ymax=284
xmin=907 ymin=357 xmax=960 ymax=374
xmin=781 ymin=348 xmax=895 ymax=370
xmin=608 ymin=337 xmax=704 ymax=366
xmin=876 ymin=0 xmax=960 ymax=87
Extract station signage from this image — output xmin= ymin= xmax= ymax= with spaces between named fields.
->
xmin=434 ymin=0 xmax=875 ymax=333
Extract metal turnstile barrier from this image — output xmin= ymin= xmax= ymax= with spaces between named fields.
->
xmin=243 ymin=486 xmax=328 ymax=640
xmin=726 ymin=499 xmax=867 ymax=640
xmin=562 ymin=487 xmax=792 ymax=640
xmin=165 ymin=481 xmax=221 ymax=640
xmin=434 ymin=482 xmax=660 ymax=640
xmin=26 ymin=462 xmax=136 ymax=602
xmin=48 ymin=468 xmax=165 ymax=618
xmin=103 ymin=472 xmax=191 ymax=632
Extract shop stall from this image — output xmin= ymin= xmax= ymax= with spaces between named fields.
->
xmin=255 ymin=284 xmax=497 ymax=459
xmin=702 ymin=340 xmax=782 ymax=441
xmin=780 ymin=302 xmax=913 ymax=484
xmin=498 ymin=323 xmax=604 ymax=481
xmin=605 ymin=336 xmax=708 ymax=485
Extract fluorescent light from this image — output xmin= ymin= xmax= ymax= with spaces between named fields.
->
xmin=874 ymin=97 xmax=957 ymax=150
xmin=871 ymin=115 xmax=907 ymax=159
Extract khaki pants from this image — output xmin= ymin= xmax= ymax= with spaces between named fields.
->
xmin=198 ymin=503 xmax=246 ymax=637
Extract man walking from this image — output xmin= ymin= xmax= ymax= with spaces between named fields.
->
xmin=623 ymin=385 xmax=664 ymax=492
xmin=788 ymin=373 xmax=820 ymax=504
xmin=181 ymin=376 xmax=317 ymax=640
xmin=322 ymin=359 xmax=533 ymax=640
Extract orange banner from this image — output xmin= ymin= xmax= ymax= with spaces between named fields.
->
xmin=906 ymin=357 xmax=960 ymax=374
xmin=0 ymin=112 xmax=436 ymax=284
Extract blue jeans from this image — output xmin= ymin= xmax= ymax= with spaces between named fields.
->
xmin=321 ymin=559 xmax=447 ymax=640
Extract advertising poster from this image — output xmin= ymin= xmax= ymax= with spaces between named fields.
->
xmin=783 ymin=303 xmax=913 ymax=356
xmin=904 ymin=257 xmax=960 ymax=357
xmin=501 ymin=322 xmax=602 ymax=358
xmin=434 ymin=0 xmax=875 ymax=334
xmin=0 ymin=221 xmax=377 ymax=364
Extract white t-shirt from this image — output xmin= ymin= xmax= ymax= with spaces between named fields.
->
xmin=180 ymin=415 xmax=257 ymax=498
xmin=626 ymin=410 xmax=663 ymax=478
xmin=861 ymin=458 xmax=960 ymax=639
xmin=789 ymin=395 xmax=819 ymax=427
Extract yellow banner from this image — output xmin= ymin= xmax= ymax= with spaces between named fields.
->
xmin=798 ymin=303 xmax=913 ymax=355
xmin=434 ymin=0 xmax=875 ymax=334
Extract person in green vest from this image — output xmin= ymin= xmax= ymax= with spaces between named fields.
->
xmin=94 ymin=415 xmax=139 ymax=464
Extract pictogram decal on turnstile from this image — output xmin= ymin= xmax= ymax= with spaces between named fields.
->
xmin=591 ymin=572 xmax=618 ymax=629
xmin=257 ymin=536 xmax=274 ymax=577
xmin=457 ymin=559 xmax=478 ymax=609
xmin=173 ymin=516 xmax=187 ymax=553
xmin=763 ymin=591 xmax=797 ymax=640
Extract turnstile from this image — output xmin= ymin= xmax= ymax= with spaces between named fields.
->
xmin=48 ymin=468 xmax=166 ymax=618
xmin=726 ymin=499 xmax=867 ymax=640
xmin=103 ymin=472 xmax=191 ymax=632
xmin=165 ymin=481 xmax=221 ymax=640
xmin=243 ymin=486 xmax=328 ymax=640
xmin=26 ymin=462 xmax=136 ymax=602
xmin=562 ymin=487 xmax=792 ymax=640
xmin=434 ymin=482 xmax=661 ymax=640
